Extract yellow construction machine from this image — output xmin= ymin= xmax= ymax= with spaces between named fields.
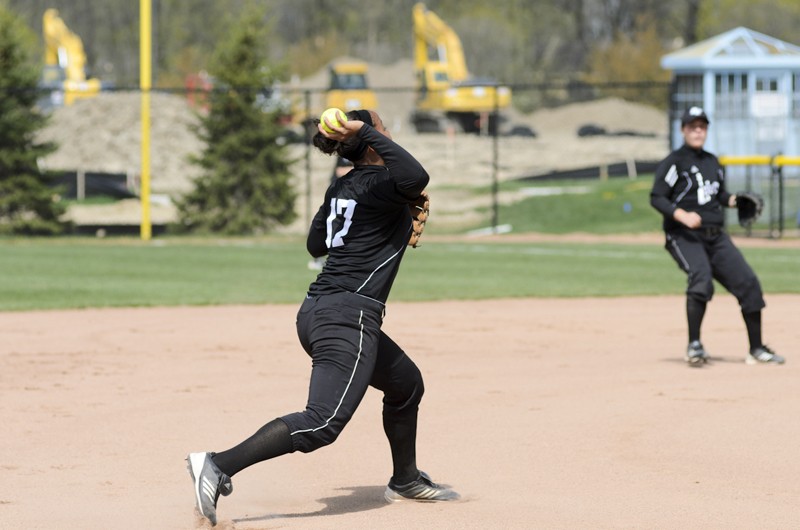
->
xmin=325 ymin=60 xmax=378 ymax=113
xmin=41 ymin=8 xmax=102 ymax=107
xmin=411 ymin=2 xmax=511 ymax=134
xmin=289 ymin=60 xmax=378 ymax=140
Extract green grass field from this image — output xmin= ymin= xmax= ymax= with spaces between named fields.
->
xmin=1 ymin=237 xmax=798 ymax=311
xmin=2 ymin=175 xmax=796 ymax=311
xmin=473 ymin=176 xmax=786 ymax=237
xmin=492 ymin=177 xmax=659 ymax=234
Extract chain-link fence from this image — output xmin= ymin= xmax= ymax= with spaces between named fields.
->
xmin=279 ymin=81 xmax=673 ymax=234
xmin=721 ymin=157 xmax=800 ymax=238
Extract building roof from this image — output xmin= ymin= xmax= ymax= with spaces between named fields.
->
xmin=661 ymin=27 xmax=800 ymax=71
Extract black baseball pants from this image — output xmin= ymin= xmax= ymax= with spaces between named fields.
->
xmin=282 ymin=291 xmax=424 ymax=471
xmin=664 ymin=227 xmax=765 ymax=313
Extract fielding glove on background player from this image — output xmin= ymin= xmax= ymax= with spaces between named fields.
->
xmin=408 ymin=191 xmax=430 ymax=248
xmin=735 ymin=191 xmax=764 ymax=228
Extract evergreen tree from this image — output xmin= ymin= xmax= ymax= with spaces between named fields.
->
xmin=0 ymin=6 xmax=67 ymax=235
xmin=176 ymin=10 xmax=296 ymax=235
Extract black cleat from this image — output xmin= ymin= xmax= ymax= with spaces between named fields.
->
xmin=385 ymin=470 xmax=460 ymax=503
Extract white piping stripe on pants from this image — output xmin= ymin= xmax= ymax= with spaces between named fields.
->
xmin=667 ymin=234 xmax=691 ymax=271
xmin=290 ymin=310 xmax=364 ymax=436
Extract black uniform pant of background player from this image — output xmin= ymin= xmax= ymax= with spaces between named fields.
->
xmin=664 ymin=228 xmax=766 ymax=349
xmin=282 ymin=291 xmax=424 ymax=483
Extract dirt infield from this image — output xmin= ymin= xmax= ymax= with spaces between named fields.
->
xmin=2 ymin=295 xmax=798 ymax=529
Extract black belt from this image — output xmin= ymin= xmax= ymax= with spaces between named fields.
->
xmin=698 ymin=226 xmax=722 ymax=237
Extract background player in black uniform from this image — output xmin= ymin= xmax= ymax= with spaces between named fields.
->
xmin=650 ymin=106 xmax=784 ymax=367
xmin=187 ymin=109 xmax=458 ymax=526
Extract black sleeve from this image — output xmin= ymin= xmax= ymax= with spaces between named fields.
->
xmin=650 ymin=154 xmax=678 ymax=218
xmin=714 ymin=158 xmax=733 ymax=207
xmin=306 ymin=205 xmax=328 ymax=258
xmin=357 ymin=125 xmax=429 ymax=199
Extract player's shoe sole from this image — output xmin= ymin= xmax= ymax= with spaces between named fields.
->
xmin=685 ymin=355 xmax=707 ymax=366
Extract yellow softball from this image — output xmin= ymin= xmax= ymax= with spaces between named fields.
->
xmin=320 ymin=108 xmax=347 ymax=133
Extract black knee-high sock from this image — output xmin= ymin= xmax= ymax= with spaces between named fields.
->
xmin=742 ymin=311 xmax=762 ymax=351
xmin=384 ymin=413 xmax=418 ymax=484
xmin=687 ymin=297 xmax=706 ymax=343
xmin=212 ymin=418 xmax=293 ymax=477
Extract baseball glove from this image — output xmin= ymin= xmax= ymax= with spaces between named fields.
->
xmin=408 ymin=191 xmax=430 ymax=248
xmin=736 ymin=191 xmax=764 ymax=228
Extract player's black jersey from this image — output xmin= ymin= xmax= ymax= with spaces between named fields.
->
xmin=650 ymin=144 xmax=732 ymax=232
xmin=305 ymin=125 xmax=429 ymax=303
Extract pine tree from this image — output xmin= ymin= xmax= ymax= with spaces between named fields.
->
xmin=0 ymin=6 xmax=67 ymax=235
xmin=176 ymin=10 xmax=296 ymax=235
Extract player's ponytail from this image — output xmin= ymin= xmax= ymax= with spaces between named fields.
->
xmin=311 ymin=125 xmax=339 ymax=156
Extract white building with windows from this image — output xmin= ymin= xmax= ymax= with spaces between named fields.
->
xmin=661 ymin=27 xmax=800 ymax=157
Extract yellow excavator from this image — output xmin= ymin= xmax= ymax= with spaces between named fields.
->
xmin=288 ymin=60 xmax=378 ymax=141
xmin=324 ymin=60 xmax=378 ymax=113
xmin=411 ymin=2 xmax=511 ymax=134
xmin=41 ymin=8 xmax=102 ymax=107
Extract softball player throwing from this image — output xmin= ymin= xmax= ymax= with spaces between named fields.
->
xmin=187 ymin=109 xmax=458 ymax=526
xmin=650 ymin=106 xmax=784 ymax=367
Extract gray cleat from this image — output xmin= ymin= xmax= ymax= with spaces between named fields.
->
xmin=187 ymin=452 xmax=232 ymax=526
xmin=385 ymin=470 xmax=460 ymax=503
xmin=746 ymin=345 xmax=785 ymax=365
xmin=685 ymin=340 xmax=709 ymax=367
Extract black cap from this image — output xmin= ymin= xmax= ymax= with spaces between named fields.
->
xmin=681 ymin=106 xmax=709 ymax=126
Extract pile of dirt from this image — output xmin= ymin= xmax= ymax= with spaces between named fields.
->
xmin=528 ymin=97 xmax=666 ymax=136
xmin=38 ymin=91 xmax=204 ymax=195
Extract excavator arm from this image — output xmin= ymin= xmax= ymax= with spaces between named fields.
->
xmin=411 ymin=2 xmax=510 ymax=133
xmin=42 ymin=8 xmax=101 ymax=106
xmin=412 ymin=3 xmax=468 ymax=84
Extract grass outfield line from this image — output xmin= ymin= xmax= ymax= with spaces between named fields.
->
xmin=1 ymin=237 xmax=798 ymax=311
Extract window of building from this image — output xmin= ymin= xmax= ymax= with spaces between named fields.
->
xmin=755 ymin=78 xmax=778 ymax=91
xmin=793 ymin=73 xmax=800 ymax=118
xmin=673 ymin=74 xmax=704 ymax=117
xmin=715 ymin=73 xmax=748 ymax=118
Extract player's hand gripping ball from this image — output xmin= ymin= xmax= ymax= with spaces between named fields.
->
xmin=320 ymin=108 xmax=347 ymax=133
